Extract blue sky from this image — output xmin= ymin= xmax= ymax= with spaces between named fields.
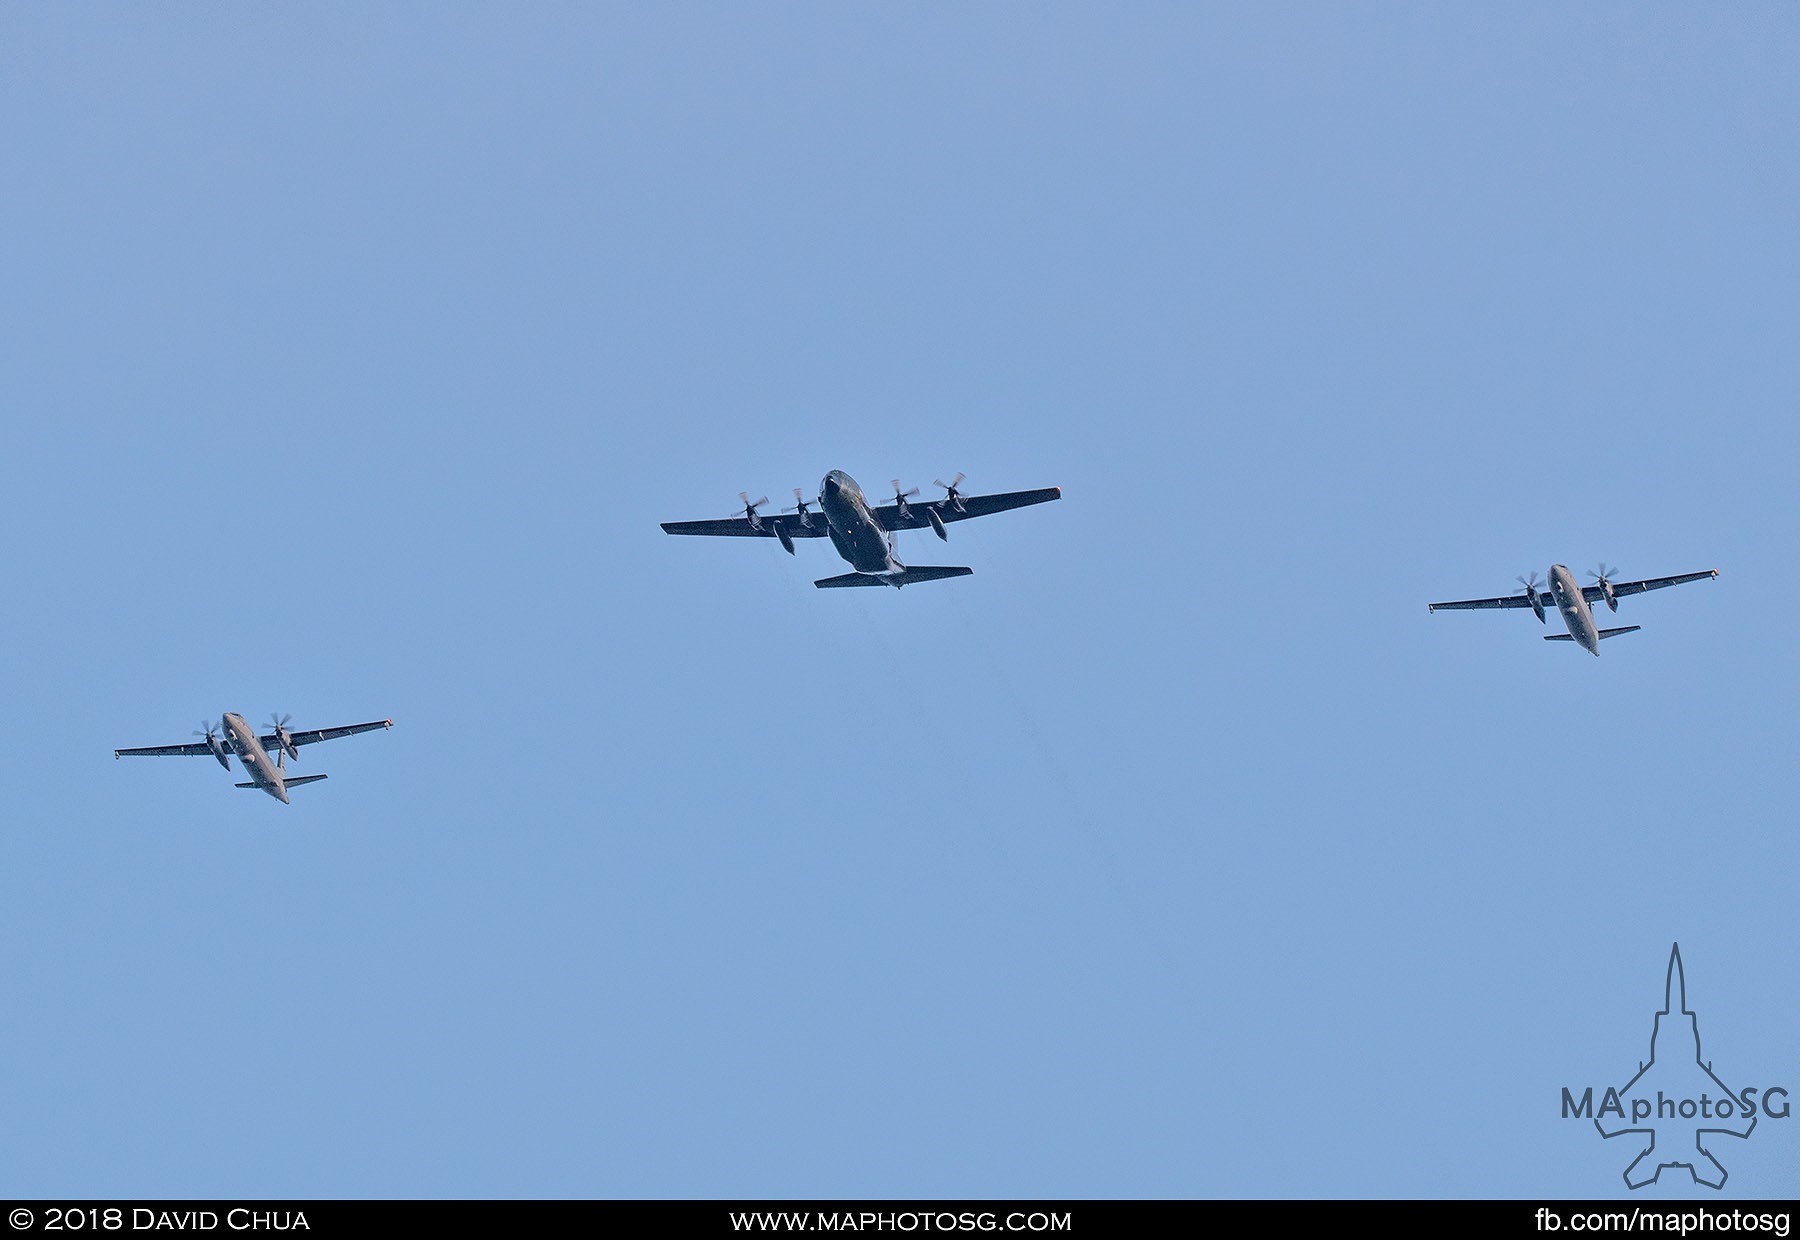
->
xmin=2 ymin=4 xmax=1796 ymax=1198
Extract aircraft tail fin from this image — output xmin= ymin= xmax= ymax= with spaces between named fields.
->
xmin=234 ymin=774 xmax=329 ymax=790
xmin=1543 ymin=626 xmax=1641 ymax=642
xmin=815 ymin=566 xmax=973 ymax=589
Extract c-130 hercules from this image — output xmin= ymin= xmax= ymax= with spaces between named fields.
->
xmin=661 ymin=470 xmax=1061 ymax=588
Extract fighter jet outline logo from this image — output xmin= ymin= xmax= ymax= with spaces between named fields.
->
xmin=1594 ymin=943 xmax=1756 ymax=1189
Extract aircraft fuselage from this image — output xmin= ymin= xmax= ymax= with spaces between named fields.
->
xmin=819 ymin=470 xmax=902 ymax=576
xmin=1546 ymin=563 xmax=1602 ymax=655
xmin=221 ymin=711 xmax=291 ymax=803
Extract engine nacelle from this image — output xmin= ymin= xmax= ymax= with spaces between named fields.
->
xmin=1529 ymin=594 xmax=1546 ymax=624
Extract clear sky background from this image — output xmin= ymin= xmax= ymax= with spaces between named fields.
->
xmin=3 ymin=4 xmax=1796 ymax=1200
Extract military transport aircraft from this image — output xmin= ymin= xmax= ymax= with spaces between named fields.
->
xmin=1428 ymin=564 xmax=1718 ymax=655
xmin=114 ymin=712 xmax=393 ymax=803
xmin=661 ymin=470 xmax=1062 ymax=588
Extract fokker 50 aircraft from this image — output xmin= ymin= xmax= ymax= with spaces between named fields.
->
xmin=1428 ymin=564 xmax=1718 ymax=655
xmin=661 ymin=470 xmax=1061 ymax=588
xmin=114 ymin=712 xmax=393 ymax=803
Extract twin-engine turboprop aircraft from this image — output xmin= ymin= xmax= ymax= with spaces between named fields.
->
xmin=114 ymin=712 xmax=393 ymax=803
xmin=1428 ymin=564 xmax=1718 ymax=655
xmin=661 ymin=470 xmax=1061 ymax=588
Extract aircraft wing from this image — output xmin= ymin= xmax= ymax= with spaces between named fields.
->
xmin=261 ymin=719 xmax=393 ymax=749
xmin=873 ymin=486 xmax=1062 ymax=532
xmin=1427 ymin=591 xmax=1551 ymax=613
xmin=114 ymin=741 xmax=215 ymax=759
xmin=660 ymin=514 xmax=831 ymax=540
xmin=1581 ymin=569 xmax=1718 ymax=603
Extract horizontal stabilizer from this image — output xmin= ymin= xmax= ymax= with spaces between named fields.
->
xmin=815 ymin=566 xmax=973 ymax=589
xmin=1544 ymin=626 xmax=1641 ymax=642
xmin=235 ymin=774 xmax=329 ymax=790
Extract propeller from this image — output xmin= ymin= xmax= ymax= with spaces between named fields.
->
xmin=193 ymin=719 xmax=230 ymax=770
xmin=788 ymin=487 xmax=816 ymax=528
xmin=1516 ymin=572 xmax=1548 ymax=624
xmin=1589 ymin=563 xmax=1621 ymax=612
xmin=735 ymin=492 xmax=770 ymax=531
xmin=891 ymin=480 xmax=919 ymax=522
xmin=268 ymin=712 xmax=298 ymax=762
xmin=934 ymin=473 xmax=967 ymax=512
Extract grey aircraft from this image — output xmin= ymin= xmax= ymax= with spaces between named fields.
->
xmin=1428 ymin=564 xmax=1718 ymax=655
xmin=661 ymin=470 xmax=1062 ymax=588
xmin=114 ymin=712 xmax=393 ymax=803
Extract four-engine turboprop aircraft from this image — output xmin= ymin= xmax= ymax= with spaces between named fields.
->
xmin=115 ymin=712 xmax=393 ymax=803
xmin=1428 ymin=564 xmax=1718 ymax=655
xmin=660 ymin=470 xmax=1061 ymax=588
